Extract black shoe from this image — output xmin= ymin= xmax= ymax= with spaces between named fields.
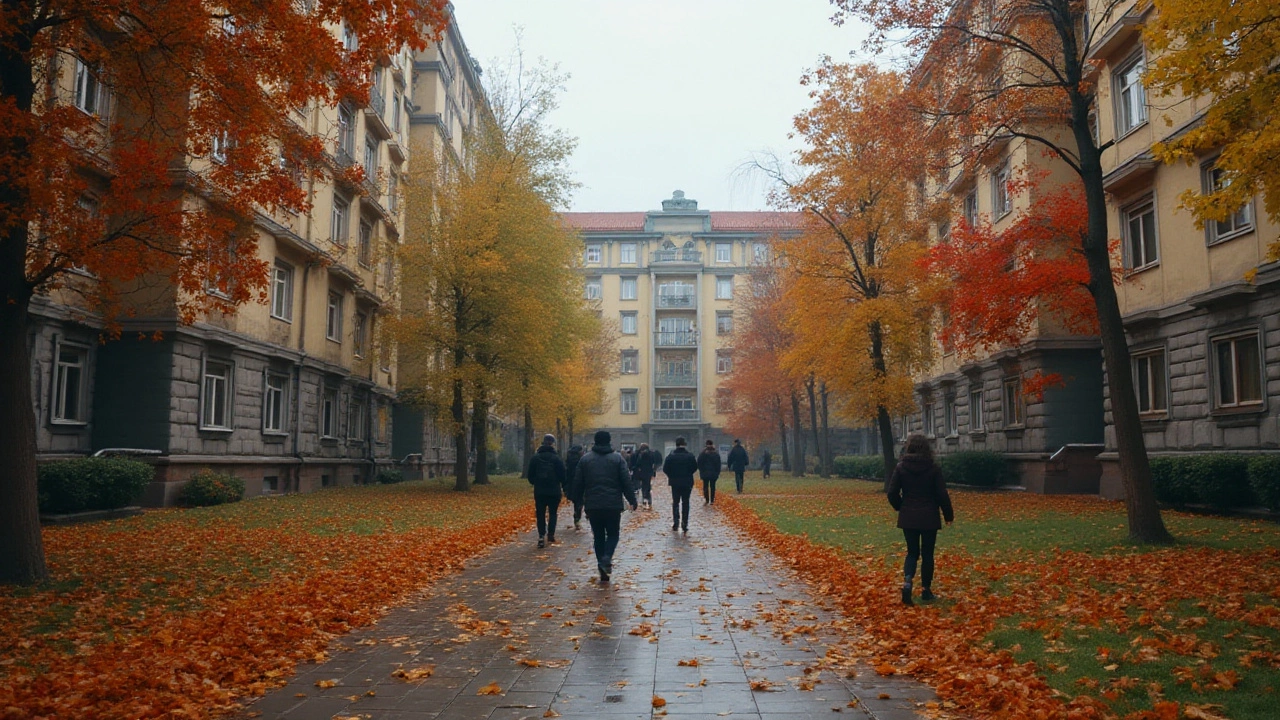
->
xmin=673 ymin=525 xmax=679 ymax=532
xmin=901 ymin=587 xmax=914 ymax=606
xmin=682 ymin=527 xmax=688 ymax=533
xmin=598 ymin=564 xmax=610 ymax=583
xmin=921 ymin=588 xmax=936 ymax=602
xmin=547 ymin=536 xmax=556 ymax=545
xmin=537 ymin=537 xmax=545 ymax=549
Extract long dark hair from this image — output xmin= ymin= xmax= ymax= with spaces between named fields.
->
xmin=903 ymin=434 xmax=934 ymax=462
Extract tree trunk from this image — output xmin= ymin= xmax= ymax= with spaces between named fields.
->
xmin=805 ymin=376 xmax=825 ymax=478
xmin=555 ymin=417 xmax=563 ymax=454
xmin=451 ymin=375 xmax=469 ymax=491
xmin=567 ymin=414 xmax=575 ymax=450
xmin=775 ymin=397 xmax=791 ymax=472
xmin=471 ymin=389 xmax=489 ymax=485
xmin=522 ymin=404 xmax=534 ymax=478
xmin=790 ymin=391 xmax=805 ymax=477
xmin=820 ymin=381 xmax=833 ymax=476
xmin=876 ymin=405 xmax=897 ymax=492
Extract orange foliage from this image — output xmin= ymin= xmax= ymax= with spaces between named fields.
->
xmin=721 ymin=263 xmax=797 ymax=445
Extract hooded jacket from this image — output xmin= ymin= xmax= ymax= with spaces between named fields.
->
xmin=527 ymin=445 xmax=566 ymax=497
xmin=727 ymin=444 xmax=749 ymax=472
xmin=633 ymin=448 xmax=657 ymax=480
xmin=564 ymin=445 xmax=584 ymax=496
xmin=697 ymin=446 xmax=722 ymax=481
xmin=662 ymin=446 xmax=698 ymax=488
xmin=572 ymin=443 xmax=637 ymax=511
xmin=887 ymin=453 xmax=955 ymax=530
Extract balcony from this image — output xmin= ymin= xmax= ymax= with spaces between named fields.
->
xmin=652 ymin=409 xmax=700 ymax=422
xmin=656 ymin=292 xmax=696 ymax=309
xmin=654 ymin=372 xmax=697 ymax=388
xmin=364 ymin=86 xmax=393 ymax=140
xmin=655 ymin=330 xmax=698 ymax=347
xmin=650 ymin=248 xmax=702 ymax=264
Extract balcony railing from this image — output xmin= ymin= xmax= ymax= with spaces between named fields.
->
xmin=655 ymin=331 xmax=698 ymax=347
xmin=656 ymin=292 xmax=696 ymax=309
xmin=652 ymin=409 xmax=700 ymax=421
xmin=369 ymin=85 xmax=386 ymax=118
xmin=654 ymin=372 xmax=697 ymax=388
xmin=650 ymin=249 xmax=702 ymax=264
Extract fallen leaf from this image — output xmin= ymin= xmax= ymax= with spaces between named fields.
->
xmin=477 ymin=681 xmax=503 ymax=695
xmin=652 ymin=694 xmax=667 ymax=707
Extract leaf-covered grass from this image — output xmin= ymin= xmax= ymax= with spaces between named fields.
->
xmin=729 ymin=474 xmax=1280 ymax=720
xmin=1 ymin=476 xmax=530 ymax=719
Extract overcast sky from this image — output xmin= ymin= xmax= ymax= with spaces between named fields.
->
xmin=455 ymin=1 xmax=873 ymax=213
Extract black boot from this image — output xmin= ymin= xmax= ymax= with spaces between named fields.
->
xmin=901 ymin=587 xmax=914 ymax=606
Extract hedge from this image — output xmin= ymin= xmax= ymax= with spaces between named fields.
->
xmin=834 ymin=455 xmax=885 ymax=479
xmin=1249 ymin=455 xmax=1280 ymax=512
xmin=38 ymin=458 xmax=153 ymax=514
xmin=178 ymin=470 xmax=245 ymax=507
xmin=376 ymin=469 xmax=405 ymax=485
xmin=938 ymin=451 xmax=1014 ymax=487
xmin=1150 ymin=453 xmax=1264 ymax=509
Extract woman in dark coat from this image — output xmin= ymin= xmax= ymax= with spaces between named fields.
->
xmin=887 ymin=434 xmax=954 ymax=605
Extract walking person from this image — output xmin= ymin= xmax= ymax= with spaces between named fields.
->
xmin=633 ymin=442 xmax=656 ymax=509
xmin=564 ymin=444 xmax=585 ymax=530
xmin=887 ymin=434 xmax=954 ymax=605
xmin=662 ymin=437 xmax=698 ymax=533
xmin=527 ymin=434 xmax=567 ymax=548
xmin=571 ymin=430 xmax=638 ymax=583
xmin=761 ymin=449 xmax=773 ymax=479
xmin=697 ymin=439 xmax=722 ymax=505
xmin=727 ymin=439 xmax=749 ymax=494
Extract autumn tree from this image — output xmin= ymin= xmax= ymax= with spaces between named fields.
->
xmin=0 ymin=0 xmax=449 ymax=584
xmin=1145 ymin=0 xmax=1280 ymax=263
xmin=831 ymin=0 xmax=1173 ymax=543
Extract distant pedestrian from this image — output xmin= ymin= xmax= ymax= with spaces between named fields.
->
xmin=564 ymin=444 xmax=585 ymax=529
xmin=633 ymin=442 xmax=656 ymax=509
xmin=571 ymin=430 xmax=638 ymax=583
xmin=662 ymin=437 xmax=698 ymax=533
xmin=727 ymin=439 xmax=749 ymax=493
xmin=527 ymin=434 xmax=567 ymax=548
xmin=761 ymin=449 xmax=773 ymax=479
xmin=697 ymin=439 xmax=722 ymax=505
xmin=887 ymin=434 xmax=954 ymax=606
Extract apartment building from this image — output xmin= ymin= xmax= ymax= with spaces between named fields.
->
xmin=27 ymin=12 xmax=474 ymax=503
xmin=561 ymin=191 xmax=802 ymax=456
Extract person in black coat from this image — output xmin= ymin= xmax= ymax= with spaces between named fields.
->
xmin=564 ymin=444 xmax=585 ymax=529
xmin=527 ymin=434 xmax=567 ymax=548
xmin=661 ymin=437 xmax=699 ymax=533
xmin=571 ymin=430 xmax=638 ymax=582
xmin=887 ymin=434 xmax=955 ymax=605
xmin=697 ymin=439 xmax=722 ymax=505
xmin=761 ymin=449 xmax=773 ymax=479
xmin=727 ymin=439 xmax=749 ymax=493
xmin=633 ymin=442 xmax=656 ymax=509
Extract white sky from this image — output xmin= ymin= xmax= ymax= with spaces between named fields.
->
xmin=454 ymin=1 xmax=873 ymax=212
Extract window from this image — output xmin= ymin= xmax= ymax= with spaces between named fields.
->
xmin=1133 ymin=350 xmax=1168 ymax=415
xmin=211 ymin=131 xmax=230 ymax=164
xmin=321 ymin=385 xmax=339 ymax=438
xmin=620 ymin=243 xmax=637 ymax=264
xmin=620 ymin=390 xmax=638 ymax=414
xmin=1122 ymin=197 xmax=1158 ymax=271
xmin=73 ymin=59 xmax=106 ymax=116
xmin=348 ymin=396 xmax=366 ymax=441
xmin=353 ymin=312 xmax=368 ymax=357
xmin=1114 ymin=53 xmax=1148 ymax=136
xmin=52 ymin=344 xmax=87 ymax=423
xmin=715 ymin=242 xmax=731 ymax=263
xmin=340 ymin=22 xmax=357 ymax=52
xmin=358 ymin=220 xmax=373 ymax=266
xmin=326 ymin=291 xmax=343 ymax=341
xmin=620 ymin=350 xmax=639 ymax=374
xmin=962 ymin=189 xmax=978 ymax=226
xmin=264 ymin=373 xmax=288 ymax=433
xmin=716 ymin=350 xmax=733 ymax=374
xmin=391 ymin=90 xmax=402 ymax=133
xmin=1087 ymin=109 xmax=1100 ymax=147
xmin=201 ymin=359 xmax=232 ymax=429
xmin=1213 ymin=332 xmax=1263 ymax=409
xmin=992 ymin=161 xmax=1012 ymax=218
xmin=1002 ymin=377 xmax=1024 ymax=427
xmin=716 ymin=312 xmax=733 ymax=336
xmin=337 ymin=105 xmax=356 ymax=159
xmin=585 ymin=278 xmax=602 ymax=300
xmin=937 ymin=220 xmax=951 ymax=243
xmin=969 ymin=387 xmax=985 ymax=432
xmin=330 ymin=195 xmax=350 ymax=245
xmin=364 ymin=136 xmax=378 ymax=177
xmin=270 ymin=261 xmax=294 ymax=321
xmin=715 ymin=276 xmax=733 ymax=300
xmin=921 ymin=400 xmax=935 ymax=437
xmin=620 ymin=311 xmax=637 ymax=335
xmin=387 ymin=172 xmax=399 ymax=214
xmin=943 ymin=394 xmax=957 ymax=436
xmin=1204 ymin=165 xmax=1254 ymax=243
xmin=585 ymin=244 xmax=602 ymax=264
xmin=620 ymin=277 xmax=637 ymax=300
xmin=752 ymin=244 xmax=770 ymax=264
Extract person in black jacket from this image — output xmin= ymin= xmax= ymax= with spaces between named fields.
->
xmin=662 ymin=437 xmax=698 ymax=533
xmin=727 ymin=439 xmax=749 ymax=493
xmin=528 ymin=434 xmax=567 ymax=548
xmin=761 ymin=449 xmax=773 ymax=479
xmin=571 ymin=430 xmax=638 ymax=582
xmin=633 ymin=442 xmax=656 ymax=509
xmin=564 ymin=444 xmax=585 ymax=530
xmin=887 ymin=434 xmax=955 ymax=605
xmin=697 ymin=439 xmax=722 ymax=505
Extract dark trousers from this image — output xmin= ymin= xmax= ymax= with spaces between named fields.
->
xmin=671 ymin=484 xmax=692 ymax=529
xmin=572 ymin=499 xmax=583 ymax=523
xmin=535 ymin=494 xmax=561 ymax=538
xmin=734 ymin=470 xmax=745 ymax=493
xmin=902 ymin=528 xmax=938 ymax=588
xmin=702 ymin=478 xmax=717 ymax=504
xmin=587 ymin=509 xmax=622 ymax=566
xmin=639 ymin=475 xmax=652 ymax=504
xmin=762 ymin=462 xmax=771 ymax=478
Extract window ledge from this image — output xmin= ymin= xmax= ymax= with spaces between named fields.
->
xmin=1139 ymin=413 xmax=1170 ymax=425
xmin=1212 ymin=406 xmax=1266 ymax=427
xmin=270 ymin=315 xmax=293 ymax=324
xmin=326 ymin=336 xmax=341 ymax=344
xmin=1207 ymin=226 xmax=1255 ymax=247
xmin=198 ymin=427 xmax=234 ymax=435
xmin=1003 ymin=426 xmax=1026 ymax=438
xmin=1124 ymin=261 xmax=1160 ymax=279
xmin=1115 ymin=120 xmax=1149 ymax=144
xmin=49 ymin=419 xmax=89 ymax=429
xmin=944 ymin=434 xmax=961 ymax=445
xmin=262 ymin=431 xmax=289 ymax=439
xmin=320 ymin=436 xmax=341 ymax=445
xmin=968 ymin=430 xmax=987 ymax=440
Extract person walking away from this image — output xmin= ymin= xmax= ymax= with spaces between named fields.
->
xmin=528 ymin=434 xmax=567 ymax=548
xmin=633 ymin=442 xmax=656 ymax=509
xmin=662 ymin=437 xmax=698 ymax=533
xmin=697 ymin=439 xmax=722 ymax=505
xmin=727 ymin=439 xmax=749 ymax=494
xmin=571 ymin=430 xmax=638 ymax=582
xmin=761 ymin=449 xmax=773 ymax=479
xmin=564 ymin=444 xmax=585 ymax=530
xmin=887 ymin=434 xmax=954 ymax=605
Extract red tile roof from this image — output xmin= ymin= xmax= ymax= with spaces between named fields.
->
xmin=560 ymin=212 xmax=646 ymax=232
xmin=709 ymin=211 xmax=804 ymax=232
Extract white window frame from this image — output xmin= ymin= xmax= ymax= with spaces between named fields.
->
xmin=619 ymin=243 xmax=637 ymax=264
xmin=270 ymin=260 xmax=294 ymax=321
xmin=715 ymin=242 xmax=732 ymax=263
xmin=211 ymin=131 xmax=230 ymax=164
xmin=326 ymin=291 xmax=343 ymax=342
xmin=992 ymin=161 xmax=1012 ymax=218
xmin=716 ymin=388 xmax=733 ymax=414
xmin=263 ymin=372 xmax=288 ymax=434
xmin=321 ymin=385 xmax=339 ymax=438
xmin=943 ymin=394 xmax=957 ymax=436
xmin=331 ymin=195 xmax=350 ymax=246
xmin=620 ymin=277 xmax=637 ymax=300
xmin=620 ymin=350 xmax=639 ymax=375
xmin=1002 ymin=376 xmax=1024 ymax=428
xmin=962 ymin=189 xmax=979 ymax=226
xmin=51 ymin=341 xmax=88 ymax=424
xmin=74 ymin=59 xmax=107 ymax=117
xmin=358 ymin=219 xmax=374 ymax=266
xmin=1212 ymin=331 xmax=1264 ymax=409
xmin=341 ymin=22 xmax=357 ymax=52
xmin=353 ymin=311 xmax=368 ymax=357
xmin=620 ymin=311 xmax=637 ymax=335
xmin=715 ymin=276 xmax=733 ymax=300
xmin=921 ymin=400 xmax=935 ymax=437
xmin=1122 ymin=196 xmax=1159 ymax=272
xmin=585 ymin=279 xmax=602 ymax=300
xmin=585 ymin=244 xmax=602 ymax=264
xmin=752 ymin=243 xmax=769 ymax=265
xmin=620 ymin=390 xmax=638 ymax=415
xmin=969 ymin=387 xmax=985 ymax=432
xmin=1203 ymin=163 xmax=1254 ymax=244
xmin=200 ymin=357 xmax=233 ymax=430
xmin=348 ymin=395 xmax=366 ymax=442
xmin=716 ymin=351 xmax=733 ymax=374
xmin=387 ymin=171 xmax=399 ymax=214
xmin=716 ymin=312 xmax=733 ymax=336
xmin=1114 ymin=51 xmax=1148 ymax=137
xmin=1133 ymin=349 xmax=1168 ymax=416
xmin=337 ymin=104 xmax=356 ymax=156
xmin=363 ymin=134 xmax=378 ymax=177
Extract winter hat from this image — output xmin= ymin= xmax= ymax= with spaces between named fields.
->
xmin=594 ymin=430 xmax=611 ymax=445
xmin=705 ymin=439 xmax=715 ymax=447
xmin=542 ymin=434 xmax=556 ymax=446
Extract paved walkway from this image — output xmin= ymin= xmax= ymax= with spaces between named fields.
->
xmin=241 ymin=494 xmax=939 ymax=720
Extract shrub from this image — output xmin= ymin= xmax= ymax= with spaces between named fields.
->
xmin=178 ymin=470 xmax=245 ymax=507
xmin=1150 ymin=456 xmax=1196 ymax=505
xmin=37 ymin=458 xmax=153 ymax=514
xmin=937 ymin=451 xmax=1014 ymax=487
xmin=496 ymin=449 xmax=521 ymax=474
xmin=1248 ymin=455 xmax=1280 ymax=512
xmin=1150 ymin=454 xmax=1254 ymax=509
xmin=376 ymin=469 xmax=405 ymax=485
xmin=834 ymin=455 xmax=885 ymax=479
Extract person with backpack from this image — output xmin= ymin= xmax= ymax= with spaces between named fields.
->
xmin=727 ymin=439 xmax=749 ymax=493
xmin=888 ymin=434 xmax=955 ymax=605
xmin=571 ymin=430 xmax=638 ymax=582
xmin=633 ymin=442 xmax=656 ymax=509
xmin=564 ymin=444 xmax=585 ymax=530
xmin=527 ymin=434 xmax=567 ymax=548
xmin=697 ymin=439 xmax=722 ymax=505
xmin=662 ymin=437 xmax=698 ymax=533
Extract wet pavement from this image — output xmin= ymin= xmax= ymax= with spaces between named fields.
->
xmin=240 ymin=492 xmax=940 ymax=720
